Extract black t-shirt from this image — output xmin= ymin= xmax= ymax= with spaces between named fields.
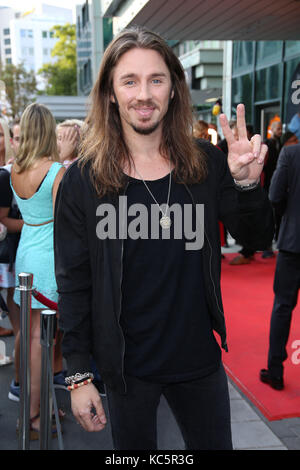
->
xmin=0 ymin=167 xmax=13 ymax=208
xmin=120 ymin=172 xmax=221 ymax=383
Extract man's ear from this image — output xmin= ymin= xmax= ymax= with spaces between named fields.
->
xmin=111 ymin=91 xmax=119 ymax=108
xmin=171 ymin=87 xmax=174 ymax=99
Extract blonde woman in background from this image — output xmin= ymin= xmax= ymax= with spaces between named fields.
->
xmin=56 ymin=119 xmax=84 ymax=169
xmin=11 ymin=103 xmax=65 ymax=439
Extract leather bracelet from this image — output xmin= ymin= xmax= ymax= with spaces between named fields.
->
xmin=233 ymin=179 xmax=260 ymax=191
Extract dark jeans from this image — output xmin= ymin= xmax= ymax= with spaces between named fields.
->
xmin=268 ymin=250 xmax=300 ymax=377
xmin=106 ymin=363 xmax=232 ymax=450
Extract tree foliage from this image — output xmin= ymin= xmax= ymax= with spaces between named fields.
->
xmin=39 ymin=23 xmax=77 ymax=96
xmin=0 ymin=61 xmax=38 ymax=118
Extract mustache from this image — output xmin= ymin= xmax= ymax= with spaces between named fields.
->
xmin=131 ymin=101 xmax=157 ymax=108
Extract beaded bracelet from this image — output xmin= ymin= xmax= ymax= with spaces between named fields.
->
xmin=67 ymin=377 xmax=93 ymax=391
xmin=65 ymin=372 xmax=94 ymax=385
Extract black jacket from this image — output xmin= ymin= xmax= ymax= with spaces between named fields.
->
xmin=54 ymin=140 xmax=274 ymax=393
xmin=269 ymin=143 xmax=300 ymax=253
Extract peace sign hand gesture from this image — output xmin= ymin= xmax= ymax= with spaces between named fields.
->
xmin=219 ymin=104 xmax=268 ymax=184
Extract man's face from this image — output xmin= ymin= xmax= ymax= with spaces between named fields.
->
xmin=11 ymin=124 xmax=20 ymax=153
xmin=111 ymin=48 xmax=173 ymax=136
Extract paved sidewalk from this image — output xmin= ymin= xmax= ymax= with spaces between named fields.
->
xmin=0 ymin=322 xmax=295 ymax=451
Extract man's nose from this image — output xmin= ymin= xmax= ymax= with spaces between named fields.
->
xmin=136 ymin=82 xmax=152 ymax=101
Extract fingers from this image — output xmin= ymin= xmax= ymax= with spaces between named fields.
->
xmin=219 ymin=113 xmax=236 ymax=146
xmin=257 ymin=143 xmax=268 ymax=164
xmin=71 ymin=385 xmax=107 ymax=432
xmin=62 ymin=126 xmax=78 ymax=143
xmin=250 ymin=134 xmax=261 ymax=158
xmin=236 ymin=103 xmax=247 ymax=139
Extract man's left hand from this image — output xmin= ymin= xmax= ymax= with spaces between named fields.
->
xmin=219 ymin=103 xmax=268 ymax=184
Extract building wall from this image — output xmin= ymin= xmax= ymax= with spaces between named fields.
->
xmin=0 ymin=7 xmax=15 ymax=66
xmin=76 ymin=0 xmax=113 ymax=96
xmin=225 ymin=40 xmax=300 ymax=139
xmin=0 ymin=4 xmax=72 ymax=77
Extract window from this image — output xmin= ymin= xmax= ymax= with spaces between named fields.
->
xmin=232 ymin=73 xmax=253 ymax=123
xmin=20 ymin=29 xmax=26 ymax=38
xmin=49 ymin=31 xmax=54 ymax=38
xmin=4 ymin=38 xmax=11 ymax=45
xmin=255 ymin=64 xmax=282 ymax=101
xmin=4 ymin=28 xmax=10 ymax=35
xmin=6 ymin=58 xmax=12 ymax=64
xmin=256 ymin=41 xmax=283 ymax=67
xmin=82 ymin=1 xmax=89 ymax=28
xmin=232 ymin=42 xmax=254 ymax=74
xmin=43 ymin=48 xmax=49 ymax=56
xmin=285 ymin=41 xmax=300 ymax=59
xmin=29 ymin=47 xmax=34 ymax=56
xmin=42 ymin=31 xmax=48 ymax=38
xmin=5 ymin=48 xmax=11 ymax=55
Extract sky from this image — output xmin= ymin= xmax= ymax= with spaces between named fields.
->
xmin=0 ymin=0 xmax=77 ymax=18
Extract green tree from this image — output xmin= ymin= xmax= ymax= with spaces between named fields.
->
xmin=39 ymin=23 xmax=77 ymax=96
xmin=0 ymin=61 xmax=38 ymax=118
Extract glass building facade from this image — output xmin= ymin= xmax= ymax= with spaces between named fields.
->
xmin=231 ymin=41 xmax=300 ymax=139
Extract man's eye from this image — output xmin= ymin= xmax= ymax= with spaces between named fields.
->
xmin=125 ymin=80 xmax=135 ymax=86
xmin=152 ymin=79 xmax=161 ymax=84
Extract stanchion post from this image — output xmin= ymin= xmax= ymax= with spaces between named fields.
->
xmin=17 ymin=272 xmax=33 ymax=451
xmin=39 ymin=309 xmax=57 ymax=450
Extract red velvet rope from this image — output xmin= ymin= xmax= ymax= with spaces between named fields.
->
xmin=32 ymin=289 xmax=58 ymax=311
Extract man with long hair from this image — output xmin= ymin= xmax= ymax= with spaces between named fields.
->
xmin=54 ymin=27 xmax=274 ymax=450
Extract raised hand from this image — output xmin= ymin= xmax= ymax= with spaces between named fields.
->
xmin=219 ymin=103 xmax=268 ymax=183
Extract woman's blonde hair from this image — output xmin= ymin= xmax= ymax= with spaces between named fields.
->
xmin=80 ymin=26 xmax=207 ymax=198
xmin=56 ymin=119 xmax=84 ymax=131
xmin=16 ymin=103 xmax=59 ymax=173
xmin=0 ymin=118 xmax=14 ymax=164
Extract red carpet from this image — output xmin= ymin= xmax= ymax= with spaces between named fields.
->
xmin=221 ymin=252 xmax=300 ymax=421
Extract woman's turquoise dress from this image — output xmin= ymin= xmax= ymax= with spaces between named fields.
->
xmin=11 ymin=162 xmax=62 ymax=309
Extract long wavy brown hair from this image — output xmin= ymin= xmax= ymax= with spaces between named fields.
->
xmin=80 ymin=26 xmax=207 ymax=197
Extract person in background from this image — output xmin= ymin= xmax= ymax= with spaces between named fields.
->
xmin=11 ymin=103 xmax=65 ymax=438
xmin=282 ymin=130 xmax=299 ymax=147
xmin=10 ymin=118 xmax=21 ymax=160
xmin=193 ymin=120 xmax=209 ymax=140
xmin=288 ymin=106 xmax=300 ymax=141
xmin=229 ymin=124 xmax=258 ymax=265
xmin=0 ymin=118 xmax=17 ymax=341
xmin=0 ymin=118 xmax=23 ymax=394
xmin=0 ymin=118 xmax=14 ymax=167
xmin=56 ymin=119 xmax=84 ymax=169
xmin=260 ymin=141 xmax=300 ymax=390
xmin=261 ymin=121 xmax=283 ymax=259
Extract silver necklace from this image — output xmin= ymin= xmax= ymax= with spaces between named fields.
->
xmin=134 ymin=158 xmax=172 ymax=229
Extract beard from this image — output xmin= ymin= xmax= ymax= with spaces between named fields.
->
xmin=130 ymin=120 xmax=161 ymax=135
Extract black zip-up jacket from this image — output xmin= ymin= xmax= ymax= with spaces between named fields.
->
xmin=54 ymin=140 xmax=274 ymax=394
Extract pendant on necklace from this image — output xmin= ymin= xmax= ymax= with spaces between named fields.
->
xmin=160 ymin=215 xmax=172 ymax=229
